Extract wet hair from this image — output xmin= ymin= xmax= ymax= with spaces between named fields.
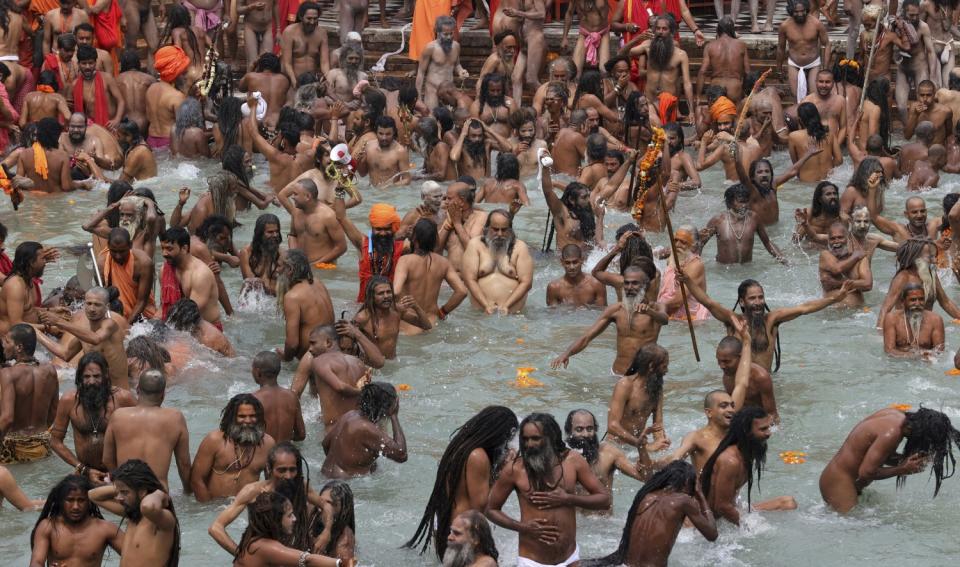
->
xmin=11 ymin=241 xmax=43 ymax=281
xmin=216 ymin=97 xmax=243 ymax=150
xmin=545 ymin=80 xmax=570 ymax=110
xmin=458 ymin=510 xmax=499 ymax=561
xmin=749 ymin=158 xmax=774 ymax=193
xmin=915 ymin=121 xmax=936 ymax=145
xmin=561 ymin=182 xmax=596 ymax=241
xmin=615 ymin=224 xmax=654 ymax=274
xmin=117 ymin=118 xmax=143 ymax=146
xmin=663 ymin=122 xmax=685 ymax=147
xmin=849 ymin=157 xmax=885 ymax=196
xmin=126 ymin=335 xmax=171 ymax=373
xmin=788 ymin=0 xmax=811 ymax=11
xmin=237 ymin=492 xmax=290 ymax=559
xmin=107 ymin=182 xmax=134 ymax=226
xmin=363 ymin=88 xmax=387 ymax=123
xmin=495 ymin=152 xmax=520 ymax=181
xmin=573 ymin=69 xmax=604 ymax=107
xmin=411 ymin=218 xmax=438 ymax=254
xmin=375 ymin=115 xmax=398 ymax=137
xmin=586 ymin=461 xmax=699 ymax=566
xmin=724 ymin=183 xmax=751 ymax=210
xmin=267 ymin=442 xmax=313 ymax=549
xmin=561 ymin=243 xmax=583 ymax=259
xmin=285 ymin=249 xmax=314 ymax=287
xmin=254 ymin=52 xmax=281 ymax=73
xmin=161 ymin=4 xmax=200 ymax=61
xmin=111 ymin=459 xmax=179 ymax=567
xmin=222 ymin=144 xmax=250 ymax=189
xmin=9 ymin=323 xmax=37 ymax=356
xmin=165 ymin=298 xmax=202 ymax=334
xmin=358 ymin=382 xmax=396 ymax=423
xmin=865 ymin=77 xmax=891 ymax=148
xmin=895 ymin=237 xmax=935 ymax=273
xmin=494 ymin=28 xmax=518 ymax=47
xmin=31 ymin=475 xmax=103 ymax=549
xmin=174 ymin=97 xmax=204 ymax=141
xmin=406 ymin=406 xmax=518 ymax=559
xmin=900 ymin=407 xmax=960 ymax=495
xmin=606 ymin=149 xmax=626 ymax=165
xmin=37 ymin=70 xmax=59 ymax=89
xmin=76 ymin=44 xmax=97 ymax=63
xmin=518 ymin=413 xmax=567 ymax=491
xmin=159 ymin=227 xmax=190 ymax=248
xmin=941 ymin=194 xmax=960 ymax=232
xmin=318 ymin=481 xmax=356 ymax=556
xmin=119 ymin=49 xmax=141 ymax=72
xmin=733 ymin=279 xmax=781 ymax=371
xmin=219 ymin=393 xmax=266 ymax=436
xmin=624 ymin=343 xmax=668 ymax=408
xmin=603 ymin=54 xmax=631 ymax=74
xmin=797 ymin=102 xmax=828 ymax=142
xmin=57 ymin=32 xmax=78 ymax=51
xmin=586 ymin=133 xmax=607 ymax=161
xmin=717 ymin=15 xmax=737 ymax=38
xmin=478 ymin=73 xmax=507 ymax=109
xmin=250 ymin=213 xmax=282 ymax=277
xmin=432 ymin=106 xmax=454 ymax=135
xmin=196 ymin=214 xmax=232 ymax=244
xmin=700 ymin=406 xmax=769 ymax=508
xmin=37 ymin=117 xmax=62 ymax=150
xmin=810 ymin=181 xmax=839 ymax=218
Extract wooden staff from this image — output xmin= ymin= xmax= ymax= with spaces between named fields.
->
xmin=541 ymin=211 xmax=554 ymax=252
xmin=859 ymin=8 xmax=887 ymax=108
xmin=626 ymin=126 xmax=644 ymax=204
xmin=657 ymin=175 xmax=700 ymax=362
xmin=732 ymin=68 xmax=772 ymax=145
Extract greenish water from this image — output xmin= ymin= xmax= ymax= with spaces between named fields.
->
xmin=0 ymin=146 xmax=958 ymax=566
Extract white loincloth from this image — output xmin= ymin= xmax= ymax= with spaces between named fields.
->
xmin=787 ymin=56 xmax=822 ymax=101
xmin=517 ymin=545 xmax=581 ymax=567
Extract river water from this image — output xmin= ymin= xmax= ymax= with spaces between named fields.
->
xmin=1 ymin=143 xmax=958 ymax=566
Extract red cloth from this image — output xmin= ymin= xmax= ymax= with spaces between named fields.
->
xmin=73 ymin=72 xmax=110 ymax=126
xmin=357 ymin=236 xmax=404 ymax=302
xmin=0 ymin=84 xmax=18 ymax=154
xmin=624 ymin=0 xmax=682 ymax=89
xmin=658 ymin=92 xmax=678 ymax=124
xmin=489 ymin=0 xmax=497 ymax=35
xmin=42 ymin=54 xmax=64 ymax=90
xmin=87 ymin=0 xmax=123 ymax=51
xmin=0 ymin=252 xmax=42 ymax=307
xmin=160 ymin=262 xmax=183 ymax=320
xmin=274 ymin=0 xmax=301 ymax=49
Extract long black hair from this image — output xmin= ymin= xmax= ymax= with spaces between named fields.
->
xmin=219 ymin=394 xmax=266 ymax=437
xmin=11 ymin=241 xmax=42 ymax=281
xmin=268 ymin=442 xmax=314 ymax=550
xmin=250 ymin=213 xmax=282 ymax=279
xmin=31 ymin=475 xmax=104 ymax=549
xmin=160 ymin=4 xmax=200 ymax=60
xmin=899 ymin=407 xmax=960 ymax=495
xmin=217 ymin=97 xmax=243 ymax=150
xmin=624 ymin=343 xmax=668 ymax=411
xmin=573 ymin=69 xmax=604 ymax=108
xmin=112 ymin=459 xmax=180 ymax=567
xmin=732 ymin=278 xmax=781 ymax=371
xmin=222 ymin=144 xmax=250 ymax=189
xmin=405 ymin=406 xmax=518 ymax=559
xmin=700 ymin=407 xmax=769 ymax=508
xmin=865 ymin=77 xmax=891 ymax=149
xmin=518 ymin=413 xmax=568 ymax=491
xmin=318 ymin=480 xmax=355 ymax=556
xmin=797 ymin=102 xmax=829 ymax=142
xmin=583 ymin=461 xmax=697 ymax=566
xmin=236 ymin=492 xmax=291 ymax=560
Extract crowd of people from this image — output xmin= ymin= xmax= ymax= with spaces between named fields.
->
xmin=0 ymin=0 xmax=959 ymax=565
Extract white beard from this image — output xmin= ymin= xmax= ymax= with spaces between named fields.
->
xmin=119 ymin=218 xmax=140 ymax=240
xmin=915 ymin=259 xmax=936 ymax=303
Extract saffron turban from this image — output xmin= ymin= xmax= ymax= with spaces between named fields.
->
xmin=369 ymin=204 xmax=401 ymax=232
xmin=155 ymin=46 xmax=191 ymax=83
xmin=710 ymin=96 xmax=737 ymax=122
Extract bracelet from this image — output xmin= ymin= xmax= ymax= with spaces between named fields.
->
xmin=298 ymin=551 xmax=309 ymax=567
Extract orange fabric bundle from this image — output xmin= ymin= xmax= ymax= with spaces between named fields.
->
xmin=101 ymin=249 xmax=157 ymax=319
xmin=0 ymin=164 xmax=11 ymax=195
xmin=155 ymin=46 xmax=190 ymax=83
xmin=369 ymin=204 xmax=401 ymax=232
xmin=37 ymin=85 xmax=54 ymax=94
xmin=710 ymin=96 xmax=737 ymax=122
xmin=32 ymin=142 xmax=48 ymax=180
xmin=657 ymin=92 xmax=678 ymax=125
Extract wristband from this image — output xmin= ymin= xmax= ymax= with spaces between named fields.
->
xmin=298 ymin=551 xmax=309 ymax=567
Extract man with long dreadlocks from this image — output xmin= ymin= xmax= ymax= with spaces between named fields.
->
xmin=209 ymin=442 xmax=323 ymax=555
xmin=406 ymin=406 xmax=518 ymax=561
xmin=321 ymin=381 xmax=407 ymax=478
xmin=540 ymin=163 xmax=600 ymax=251
xmin=451 ymin=118 xmax=515 ymax=180
xmin=29 ymin=475 xmax=124 ymax=566
xmin=324 ymin=44 xmax=366 ymax=105
xmin=353 ymin=276 xmax=430 ymax=359
xmin=192 ymin=393 xmax=276 ymax=501
xmin=103 ymin=370 xmax=192 ymax=493
xmin=50 ymin=352 xmax=136 ymax=483
xmin=239 ymin=213 xmax=284 ymax=296
xmin=416 ymin=16 xmax=468 ymax=110
xmin=680 ymin=275 xmax=853 ymax=372
xmin=0 ymin=324 xmax=58 ymax=465
xmin=314 ymin=480 xmax=356 ymax=561
xmin=606 ymin=343 xmax=672 ymax=454
xmin=876 ymin=238 xmax=960 ymax=329
xmin=553 ymin=266 xmax=667 ymax=375
xmin=487 ymin=412 xmax=610 ymax=567
xmin=794 ymin=181 xmax=844 ymax=243
xmin=700 ymin=406 xmax=797 ymax=526
xmin=0 ymin=241 xmax=57 ymax=333
xmin=126 ymin=334 xmax=177 ymax=384
xmin=276 ymin=249 xmax=334 ymax=361
xmin=821 ymin=406 xmax=960 ymax=513
xmin=90 ymin=459 xmax=181 ymax=567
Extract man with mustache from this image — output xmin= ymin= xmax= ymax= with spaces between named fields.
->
xmin=192 ymin=393 xmax=276 ymax=501
xmin=417 ymin=16 xmax=469 ymax=110
xmin=103 ymin=370 xmax=193 ymax=493
xmin=606 ymin=343 xmax=672 ymax=454
xmin=486 ymin=412 xmax=610 ymax=566
xmin=353 ymin=276 xmax=430 ymax=359
xmin=452 ymin=118 xmax=514 ymax=180
xmin=553 ymin=266 xmax=667 ymax=375
xmin=700 ymin=406 xmax=797 ymax=525
xmin=158 ymin=227 xmax=222 ymax=329
xmin=471 ymin=73 xmax=514 ymax=139
xmin=462 ymin=209 xmax=534 ymax=315
xmin=74 ymin=45 xmax=124 ymax=129
xmin=906 ymin=80 xmax=953 ymax=144
xmin=239 ymin=214 xmax=284 ymax=296
xmin=0 ymin=325 xmax=58 ymax=466
xmin=734 ymin=155 xmax=809 ymax=226
xmin=800 ymin=70 xmax=847 ymax=141
xmin=336 ymin=200 xmax=406 ymax=301
xmin=277 ymin=250 xmax=334 ymax=361
xmin=819 ymin=222 xmax=874 ymax=308
xmin=443 ymin=510 xmax=499 ymax=567
xmin=58 ymin=112 xmax=123 ymax=171
xmin=565 ymin=409 xmax=645 ymax=496
xmin=883 ymin=283 xmax=945 ymax=358
xmin=508 ymin=107 xmax=547 ymax=178
xmin=624 ymin=16 xmax=694 ymax=123
xmin=50 ymin=352 xmax=136 ymax=483
xmin=411 ymin=117 xmax=457 ymax=181
xmin=794 ymin=181 xmax=844 ymax=242
xmin=399 ymin=181 xmax=447 ymax=233
xmin=894 ymin=0 xmax=938 ymax=123
xmin=321 ymin=381 xmax=407 ymax=478
xmin=532 ymin=57 xmax=577 ymax=116
xmin=541 ymin=163 xmax=601 ymax=251
xmin=664 ymin=122 xmax=700 ymax=191
xmin=776 ymin=0 xmax=830 ymax=103
xmin=325 ymin=44 xmax=367 ymax=104
xmin=280 ymin=3 xmax=329 ymax=90
xmin=876 ymin=238 xmax=960 ymax=329
xmin=478 ymin=30 xmax=524 ymax=103
xmin=680 ymin=275 xmax=853 ymax=372
xmin=30 ymin=475 xmax=123 ymax=566
xmin=291 ymin=325 xmax=372 ymax=429
xmin=440 ymin=180 xmax=489 ymax=271
xmin=357 ymin=116 xmax=411 ymax=187
xmin=701 ymin=184 xmax=785 ymax=264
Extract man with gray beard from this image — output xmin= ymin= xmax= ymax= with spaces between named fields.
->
xmin=325 ymin=44 xmax=367 ymax=104
xmin=876 ymin=238 xmax=960 ymax=329
xmin=192 ymin=393 xmax=276 ymax=501
xmin=486 ymin=413 xmax=610 ymax=566
xmin=83 ymin=193 xmax=161 ymax=257
xmin=276 ymin=250 xmax=334 ymax=361
xmin=417 ymin=16 xmax=469 ymax=110
xmin=443 ymin=510 xmax=499 ymax=567
xmin=819 ymin=222 xmax=874 ymax=308
xmin=883 ymin=283 xmax=945 ymax=358
xmin=239 ymin=214 xmax=285 ymax=296
xmin=462 ymin=210 xmax=534 ymax=315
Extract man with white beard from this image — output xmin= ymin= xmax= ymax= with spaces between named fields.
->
xmin=876 ymin=238 xmax=960 ymax=329
xmin=416 ymin=16 xmax=469 ymax=110
xmin=83 ymin=194 xmax=160 ymax=257
xmin=819 ymin=222 xmax=874 ymax=308
xmin=883 ymin=283 xmax=944 ymax=358
xmin=807 ymin=206 xmax=898 ymax=255
xmin=324 ymin=44 xmax=367 ymax=104
xmin=443 ymin=510 xmax=499 ymax=567
xmin=462 ymin=210 xmax=533 ymax=315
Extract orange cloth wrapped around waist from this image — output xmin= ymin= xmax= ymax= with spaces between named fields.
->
xmin=101 ymin=249 xmax=157 ymax=319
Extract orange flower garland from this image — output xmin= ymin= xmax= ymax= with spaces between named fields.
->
xmin=631 ymin=126 xmax=666 ymax=221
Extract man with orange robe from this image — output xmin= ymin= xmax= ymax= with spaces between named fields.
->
xmin=101 ymin=227 xmax=157 ymax=323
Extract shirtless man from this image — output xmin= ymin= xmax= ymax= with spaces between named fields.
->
xmin=120 ymin=0 xmax=160 ymax=70
xmin=29 ymin=475 xmax=123 ymax=567
xmin=75 ymin=44 xmax=124 ymax=129
xmin=882 ymin=283 xmax=945 ymax=357
xmin=280 ymin=2 xmax=330 ymax=95
xmin=358 ymin=116 xmax=411 ymax=187
xmin=251 ymin=351 xmax=305 ymax=444
xmin=801 ymin=70 xmax=847 ymax=140
xmin=478 ymin=30 xmax=525 ymax=103
xmin=416 ymin=16 xmax=468 ymax=110
xmin=462 ymin=210 xmax=534 ymax=315
xmin=73 ymin=24 xmax=113 ymax=77
xmin=820 ymin=406 xmax=960 ymax=513
xmin=393 ymin=219 xmax=467 ymax=332
xmin=563 ymin=0 xmax=612 ymax=75
xmin=17 ymin=117 xmax=94 ymax=192
xmin=439 ymin=181 xmax=489 ymax=272
xmin=819 ymin=222 xmax=874 ymax=307
xmin=701 ymin=184 xmax=786 ymax=264
xmin=145 ymin=45 xmax=189 ymax=150
xmin=546 ymin=244 xmax=607 ymax=307
xmin=477 ymin=153 xmax=529 ymax=211
xmin=292 ymin=325 xmax=370 ymax=428
xmin=411 ymin=117 xmax=456 ymax=181
xmin=0 ymin=3 xmax=27 ymax=103
xmin=908 ymin=144 xmax=946 ymax=189
xmin=102 ymin=370 xmax=192 ymax=492
xmin=627 ymin=17 xmax=695 ymax=120
xmin=794 ymin=181 xmax=845 ymax=243
xmin=159 ymin=227 xmax=222 ymax=327
xmin=858 ymin=5 xmax=910 ymax=91
xmin=42 ymin=0 xmax=90 ymax=56
xmin=905 ymin=79 xmax=954 ymax=143
xmin=325 ymin=44 xmax=366 ymax=104
xmin=191 ymin=394 xmax=276 ymax=501
xmin=936 ymin=73 xmax=960 ymax=130
xmin=354 ymin=277 xmax=431 ymax=359
xmin=789 ymin=102 xmax=842 ymax=182
xmin=246 ymin=93 xmax=299 ymax=191
xmin=551 ymin=109 xmax=588 ymax=176
xmin=278 ymin=178 xmax=347 ymax=265
xmin=116 ymin=51 xmax=156 ymax=133
xmin=777 ymin=0 xmax=831 ymax=102
xmin=714 ymin=333 xmax=779 ymax=423
xmin=278 ymin=250 xmax=334 ymax=360
xmin=564 ymin=409 xmax=644 ymax=497
xmin=471 ymin=73 xmax=517 ymax=143
xmin=321 ymin=382 xmax=407 ymax=478
xmin=450 ymin=119 xmax=514 ymax=179
xmin=239 ymin=0 xmax=274 ymax=71
xmin=0 ymin=325 xmax=58 ymax=465
xmin=607 ymin=343 xmax=672 ymax=451
xmin=60 ymin=112 xmax=123 ymax=171
xmin=486 ymin=412 xmax=610 ymax=566
xmin=89 ymin=459 xmax=179 ymax=566
xmin=50 ymin=352 xmax=136 ymax=482
xmin=553 ymin=266 xmax=668 ymax=375
xmin=239 ymin=53 xmax=290 ymax=130
xmin=866 ymin=187 xmax=939 ymax=243
xmin=895 ymin=0 xmax=939 ymax=122
xmin=696 ymin=17 xmax=750 ymax=105
xmin=0 ymin=242 xmax=55 ymax=334
xmin=18 ymin=71 xmax=70 ymax=126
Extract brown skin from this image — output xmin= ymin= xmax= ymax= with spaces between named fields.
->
xmin=392 ymin=245 xmax=468 ymax=334
xmin=882 ymin=290 xmax=945 ymax=358
xmin=190 ymin=404 xmax=276 ymax=502
xmin=446 ymin=515 xmax=497 ymax=566
xmin=353 ymin=284 xmax=431 ymax=359
xmin=116 ymin=131 xmax=157 ymax=182
xmin=19 ymin=90 xmax=71 ymax=126
xmin=292 ymin=331 xmax=370 ymax=428
xmin=546 ymin=253 xmax=608 ymax=308
xmin=29 ymin=489 xmax=124 ymax=567
xmin=238 ymin=70 xmax=290 ymax=130
xmin=50 ymin=371 xmax=137 ymax=480
xmin=905 ymin=83 xmax=954 ymax=144
xmin=280 ymin=8 xmax=329 ymax=88
xmin=17 ymin=143 xmax=93 ymax=192
xmin=438 ymin=184 xmax=489 ymax=272
xmin=461 ymin=221 xmax=534 ymax=315
xmin=278 ymin=265 xmax=334 ymax=362
xmin=697 ymin=33 xmax=751 ymax=104
xmin=716 ymin=345 xmax=779 ymax=424
xmin=76 ymin=61 xmax=126 ymax=130
xmin=321 ymin=396 xmax=407 ymax=478
xmin=238 ymin=223 xmax=283 ymax=294
xmin=0 ymin=250 xmax=55 ymax=334
xmin=356 ymin=126 xmax=411 ymax=188
xmin=252 ymin=369 xmax=306 ymax=444
xmin=278 ymin=182 xmax=348 ymax=264
xmin=568 ymin=413 xmax=645 ymax=495
xmin=0 ymin=342 xmax=58 ymax=443
xmin=247 ymin=94 xmax=299 ymax=191
xmin=160 ymin=240 xmax=222 ymax=326
xmin=145 ymin=80 xmax=186 ymax=141
xmin=540 ymin=161 xmax=601 ymax=250
xmin=866 ymin=187 xmax=940 ymax=243
xmin=105 ymin=238 xmax=156 ymax=324
xmin=701 ymin=199 xmax=785 ymax=264
xmin=628 ymin=20 xmax=695 ymax=119
xmin=606 ymin=355 xmax=671 ymax=449
xmin=116 ymin=69 xmax=156 ymax=133
xmin=485 ymin=423 xmax=611 ymax=565
xmin=876 ymin=245 xmax=960 ymax=329
xmin=794 ymin=184 xmax=846 ymax=243
xmin=776 ymin=3 xmax=831 ymax=100
xmin=553 ymin=271 xmax=668 ymax=374
xmin=787 ymin=124 xmax=842 ymax=182
xmin=820 ymin=409 xmax=930 ymax=513
xmin=89 ymin=483 xmax=177 ymax=567
xmin=819 ymin=225 xmax=874 ymax=307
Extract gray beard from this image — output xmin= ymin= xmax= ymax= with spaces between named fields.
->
xmin=915 ymin=259 xmax=935 ymax=302
xmin=623 ymin=293 xmax=637 ymax=314
xmin=227 ymin=422 xmax=265 ymax=446
xmin=907 ymin=309 xmax=923 ymax=341
xmin=440 ymin=38 xmax=454 ymax=54
xmin=345 ymin=66 xmax=360 ymax=85
xmin=442 ymin=542 xmax=476 ymax=567
xmin=523 ymin=441 xmax=558 ymax=490
xmin=275 ymin=271 xmax=290 ymax=315
xmin=118 ymin=218 xmax=140 ymax=240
